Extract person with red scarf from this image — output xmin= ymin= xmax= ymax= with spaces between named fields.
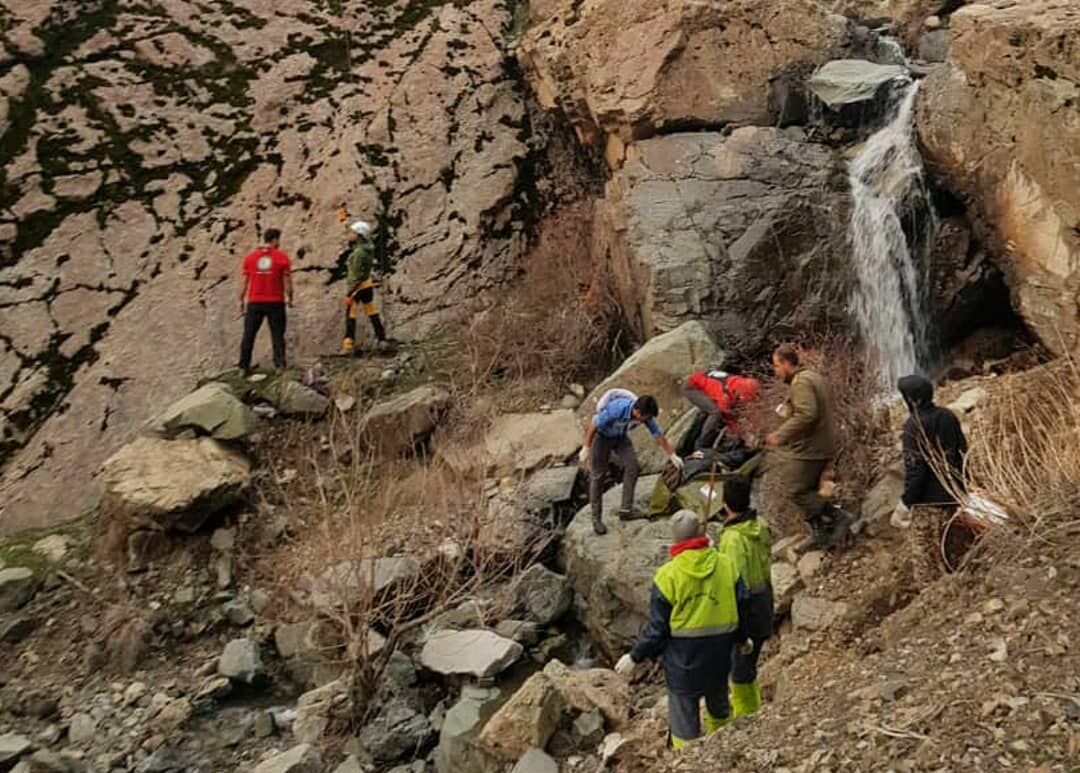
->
xmin=613 ymin=510 xmax=748 ymax=749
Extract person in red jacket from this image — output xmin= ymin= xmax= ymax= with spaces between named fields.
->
xmin=238 ymin=227 xmax=293 ymax=373
xmin=682 ymin=369 xmax=761 ymax=451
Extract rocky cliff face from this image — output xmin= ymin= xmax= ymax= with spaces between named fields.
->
xmin=0 ymin=0 xmax=558 ymax=534
xmin=916 ymin=0 xmax=1080 ymax=353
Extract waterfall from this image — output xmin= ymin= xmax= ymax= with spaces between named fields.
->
xmin=847 ymin=81 xmax=936 ymax=388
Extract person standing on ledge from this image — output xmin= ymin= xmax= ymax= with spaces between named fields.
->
xmin=238 ymin=227 xmax=292 ymax=374
xmin=580 ymin=388 xmax=684 ymax=536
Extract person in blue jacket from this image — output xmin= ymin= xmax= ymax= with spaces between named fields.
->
xmin=580 ymin=389 xmax=684 ymax=535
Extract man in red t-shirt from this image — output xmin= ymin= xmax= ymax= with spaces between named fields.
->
xmin=238 ymin=227 xmax=293 ymax=373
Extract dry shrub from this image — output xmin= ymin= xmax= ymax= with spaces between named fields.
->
xmin=953 ymin=359 xmax=1080 ymax=543
xmin=448 ymin=202 xmax=621 ymax=408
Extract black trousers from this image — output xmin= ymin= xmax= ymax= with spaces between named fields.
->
xmin=345 ymin=285 xmax=387 ymax=342
xmin=239 ymin=302 xmax=287 ymax=371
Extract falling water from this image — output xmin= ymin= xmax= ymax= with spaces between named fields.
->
xmin=848 ymin=81 xmax=936 ymax=388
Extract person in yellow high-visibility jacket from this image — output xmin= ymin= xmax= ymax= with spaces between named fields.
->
xmin=718 ymin=476 xmax=774 ymax=717
xmin=614 ymin=510 xmax=748 ymax=749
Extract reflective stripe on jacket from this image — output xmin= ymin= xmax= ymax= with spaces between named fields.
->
xmin=630 ymin=547 xmax=744 ymax=695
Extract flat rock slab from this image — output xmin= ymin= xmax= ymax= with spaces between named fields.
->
xmin=0 ymin=732 xmax=32 ymax=765
xmin=512 ymin=748 xmax=559 ymax=773
xmin=484 ymin=411 xmax=582 ymax=475
xmin=420 ymin=629 xmax=523 ymax=678
xmin=520 ymin=466 xmax=580 ymax=513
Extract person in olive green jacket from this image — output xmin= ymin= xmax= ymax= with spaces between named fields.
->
xmin=339 ymin=219 xmax=388 ymax=353
xmin=718 ymin=476 xmax=772 ymax=717
xmin=765 ymin=343 xmax=848 ymax=550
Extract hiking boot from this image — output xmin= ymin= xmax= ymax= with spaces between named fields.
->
xmin=592 ymin=516 xmax=608 ymax=536
xmin=618 ymin=508 xmax=648 ymax=522
xmin=826 ymin=507 xmax=854 ymax=551
xmin=797 ymin=517 xmax=831 ymax=553
xmin=342 ymin=337 xmax=355 ymax=354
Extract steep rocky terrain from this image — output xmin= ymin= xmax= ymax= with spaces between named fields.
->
xmin=0 ymin=0 xmax=589 ymax=534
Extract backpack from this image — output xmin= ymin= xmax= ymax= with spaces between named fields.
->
xmin=596 ymin=388 xmax=637 ymax=413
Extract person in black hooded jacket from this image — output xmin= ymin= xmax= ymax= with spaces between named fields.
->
xmin=897 ymin=375 xmax=968 ymax=507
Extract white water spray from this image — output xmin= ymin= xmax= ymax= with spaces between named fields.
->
xmin=848 ymin=81 xmax=935 ymax=387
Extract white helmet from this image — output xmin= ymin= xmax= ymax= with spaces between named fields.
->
xmin=350 ymin=220 xmax=372 ymax=237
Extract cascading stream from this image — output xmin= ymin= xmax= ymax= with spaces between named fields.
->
xmin=848 ymin=80 xmax=936 ymax=388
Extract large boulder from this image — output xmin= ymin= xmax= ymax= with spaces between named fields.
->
xmin=543 ymin=659 xmax=630 ymax=729
xmin=518 ymin=0 xmax=850 ymax=144
xmin=100 ymin=436 xmax=251 ymax=533
xmin=483 ymin=411 xmax=582 ymax=475
xmin=915 ymin=1 xmax=1080 ymax=355
xmin=150 ymin=382 xmax=256 ymax=440
xmin=578 ymin=322 xmax=722 ymax=473
xmin=593 ymin=129 xmax=850 ymax=347
xmin=419 ymin=629 xmax=523 ymax=678
xmin=478 ymin=671 xmax=566 ymax=761
xmin=558 ymin=476 xmax=669 ymax=657
xmin=359 ymin=385 xmax=452 ymax=459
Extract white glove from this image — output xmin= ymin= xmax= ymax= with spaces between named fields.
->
xmin=669 ymin=453 xmax=685 ymax=471
xmin=614 ymin=653 xmax=637 ymax=676
xmin=890 ymin=502 xmax=912 ymax=529
xmin=579 ymin=446 xmax=590 ymax=469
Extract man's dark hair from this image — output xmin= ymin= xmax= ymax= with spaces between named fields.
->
xmin=773 ymin=343 xmax=800 ymax=367
xmin=634 ymin=395 xmax=659 ymax=419
xmin=263 ymin=227 xmax=282 ymax=245
xmin=723 ymin=475 xmax=752 ymax=513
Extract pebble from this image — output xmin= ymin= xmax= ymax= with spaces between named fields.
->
xmin=124 ymin=682 xmax=147 ymax=706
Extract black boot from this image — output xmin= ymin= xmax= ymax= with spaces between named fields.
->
xmin=592 ymin=514 xmax=608 ymax=536
xmin=826 ymin=506 xmax=854 ymax=551
xmin=798 ymin=516 xmax=831 ymax=552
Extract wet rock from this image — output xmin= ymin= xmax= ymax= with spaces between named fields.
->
xmin=359 ymin=385 xmax=451 ymax=459
xmin=252 ymin=744 xmax=323 ymax=773
xmin=435 ymin=685 xmax=504 ymax=773
xmin=420 ymin=630 xmax=523 ymax=678
xmin=511 ymin=748 xmax=559 ymax=773
xmin=808 ymin=59 xmax=908 ymax=109
xmin=479 ymin=671 xmax=566 ymax=761
xmin=101 ymin=437 xmax=251 ymax=534
xmin=218 ymin=638 xmax=265 ymax=684
xmin=580 ymin=323 xmax=723 ymax=472
xmin=357 ymin=698 xmax=436 ymax=764
xmin=519 ymin=564 xmax=573 ymax=625
xmin=482 ymin=411 xmax=583 ymax=475
xmin=0 ymin=568 xmax=39 ymax=612
xmin=791 ymin=594 xmax=850 ymax=632
xmin=150 ymin=382 xmax=256 ymax=440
